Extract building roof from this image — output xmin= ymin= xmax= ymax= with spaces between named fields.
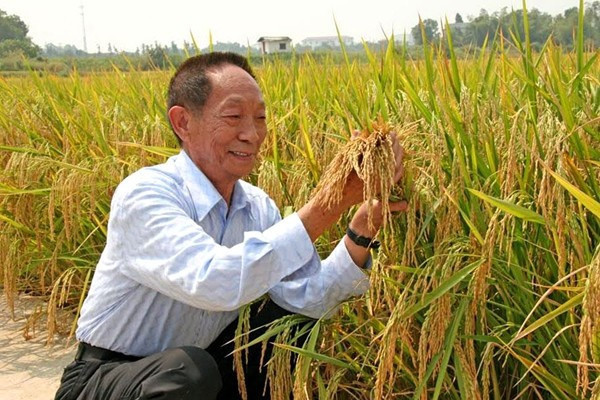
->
xmin=257 ymin=36 xmax=292 ymax=42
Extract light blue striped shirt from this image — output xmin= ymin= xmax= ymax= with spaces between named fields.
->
xmin=76 ymin=150 xmax=369 ymax=357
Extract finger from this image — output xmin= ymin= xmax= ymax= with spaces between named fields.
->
xmin=390 ymin=137 xmax=403 ymax=163
xmin=390 ymin=132 xmax=400 ymax=152
xmin=394 ymin=160 xmax=404 ymax=182
xmin=389 ymin=200 xmax=409 ymax=212
xmin=393 ymin=145 xmax=405 ymax=182
xmin=395 ymin=144 xmax=404 ymax=162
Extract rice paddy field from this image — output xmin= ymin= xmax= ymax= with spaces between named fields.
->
xmin=1 ymin=5 xmax=600 ymax=399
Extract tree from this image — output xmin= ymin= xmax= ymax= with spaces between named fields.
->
xmin=466 ymin=9 xmax=498 ymax=47
xmin=144 ymin=43 xmax=169 ymax=68
xmin=527 ymin=8 xmax=553 ymax=46
xmin=409 ymin=3 xmax=600 ymax=50
xmin=43 ymin=43 xmax=86 ymax=57
xmin=584 ymin=1 xmax=600 ymax=46
xmin=0 ymin=9 xmax=40 ymax=58
xmin=411 ymin=18 xmax=440 ymax=45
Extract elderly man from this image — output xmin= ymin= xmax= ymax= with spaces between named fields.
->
xmin=54 ymin=52 xmax=406 ymax=400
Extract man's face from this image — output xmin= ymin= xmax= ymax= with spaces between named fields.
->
xmin=183 ymin=64 xmax=267 ymax=190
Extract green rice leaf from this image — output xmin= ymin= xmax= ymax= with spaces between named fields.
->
xmin=513 ymin=292 xmax=583 ymax=341
xmin=274 ymin=343 xmax=360 ymax=372
xmin=546 ymin=168 xmax=600 ymax=220
xmin=432 ymin=298 xmax=468 ymax=400
xmin=401 ymin=260 xmax=483 ymax=319
xmin=468 ymin=188 xmax=545 ymax=224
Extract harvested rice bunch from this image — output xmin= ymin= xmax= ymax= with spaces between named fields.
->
xmin=313 ymin=122 xmax=398 ymax=231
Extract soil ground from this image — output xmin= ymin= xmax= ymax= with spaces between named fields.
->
xmin=0 ymin=293 xmax=76 ymax=400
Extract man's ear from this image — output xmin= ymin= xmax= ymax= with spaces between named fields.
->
xmin=168 ymin=106 xmax=191 ymax=143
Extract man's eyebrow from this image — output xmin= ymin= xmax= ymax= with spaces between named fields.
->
xmin=222 ymin=96 xmax=265 ymax=108
xmin=223 ymin=96 xmax=244 ymax=104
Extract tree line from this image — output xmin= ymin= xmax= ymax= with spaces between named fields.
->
xmin=0 ymin=3 xmax=598 ymax=70
xmin=0 ymin=9 xmax=40 ymax=58
xmin=412 ymin=2 xmax=600 ymax=49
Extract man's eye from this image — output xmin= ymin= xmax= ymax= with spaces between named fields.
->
xmin=224 ymin=115 xmax=241 ymax=119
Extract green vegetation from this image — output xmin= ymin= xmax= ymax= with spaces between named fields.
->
xmin=2 ymin=3 xmax=599 ymax=75
xmin=1 ymin=1 xmax=600 ymax=398
xmin=0 ymin=9 xmax=41 ymax=72
xmin=419 ymin=2 xmax=600 ymax=50
xmin=0 ymin=9 xmax=40 ymax=58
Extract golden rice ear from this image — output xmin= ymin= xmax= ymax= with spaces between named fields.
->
xmin=312 ymin=121 xmax=414 ymax=232
xmin=578 ymin=252 xmax=600 ymax=398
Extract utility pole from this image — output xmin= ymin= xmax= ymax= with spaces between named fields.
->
xmin=80 ymin=4 xmax=88 ymax=53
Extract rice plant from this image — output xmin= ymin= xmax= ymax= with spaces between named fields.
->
xmin=1 ymin=1 xmax=599 ymax=397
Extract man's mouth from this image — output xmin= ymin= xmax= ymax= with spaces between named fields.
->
xmin=230 ymin=151 xmax=253 ymax=158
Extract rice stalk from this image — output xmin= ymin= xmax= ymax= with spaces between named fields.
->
xmin=373 ymin=290 xmax=412 ymax=400
xmin=1 ymin=10 xmax=598 ymax=396
xmin=265 ymin=325 xmax=294 ymax=400
xmin=577 ymin=250 xmax=600 ymax=397
xmin=592 ymin=376 xmax=600 ymax=400
xmin=233 ymin=303 xmax=252 ymax=400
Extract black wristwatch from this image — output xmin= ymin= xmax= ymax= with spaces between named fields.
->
xmin=346 ymin=227 xmax=381 ymax=250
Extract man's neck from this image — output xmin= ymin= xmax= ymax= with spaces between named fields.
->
xmin=182 ymin=149 xmax=235 ymax=207
xmin=212 ymin=181 xmax=234 ymax=208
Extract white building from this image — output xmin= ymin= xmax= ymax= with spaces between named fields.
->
xmin=257 ymin=37 xmax=292 ymax=54
xmin=301 ymin=36 xmax=354 ymax=50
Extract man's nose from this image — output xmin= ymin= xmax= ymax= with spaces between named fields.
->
xmin=239 ymin=117 xmax=261 ymax=143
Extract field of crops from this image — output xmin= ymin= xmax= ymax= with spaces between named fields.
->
xmin=1 ymin=5 xmax=600 ymax=399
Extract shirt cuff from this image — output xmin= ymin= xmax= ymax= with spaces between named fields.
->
xmin=330 ymin=239 xmax=370 ymax=296
xmin=341 ymin=237 xmax=373 ymax=269
xmin=261 ymin=212 xmax=316 ymax=275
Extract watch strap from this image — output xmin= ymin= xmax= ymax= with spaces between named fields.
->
xmin=346 ymin=227 xmax=381 ymax=250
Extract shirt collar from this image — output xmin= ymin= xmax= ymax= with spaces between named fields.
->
xmin=230 ymin=180 xmax=251 ymax=215
xmin=174 ymin=150 xmax=251 ymax=221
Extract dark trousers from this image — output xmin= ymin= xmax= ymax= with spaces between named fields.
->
xmin=54 ymin=300 xmax=299 ymax=400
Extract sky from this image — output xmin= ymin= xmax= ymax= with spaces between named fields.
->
xmin=1 ymin=0 xmax=580 ymax=52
